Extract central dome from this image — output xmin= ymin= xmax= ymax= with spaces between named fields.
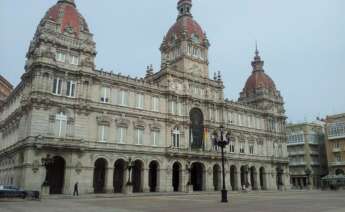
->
xmin=165 ymin=0 xmax=206 ymax=44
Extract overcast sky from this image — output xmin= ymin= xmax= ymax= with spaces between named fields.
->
xmin=0 ymin=0 xmax=344 ymax=122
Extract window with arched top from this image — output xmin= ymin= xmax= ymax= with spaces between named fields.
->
xmin=172 ymin=127 xmax=180 ymax=148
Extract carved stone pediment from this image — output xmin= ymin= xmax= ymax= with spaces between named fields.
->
xmin=115 ymin=116 xmax=130 ymax=128
xmin=133 ymin=117 xmax=146 ymax=129
xmin=257 ymin=137 xmax=264 ymax=145
xmin=238 ymin=134 xmax=245 ymax=142
xmin=96 ymin=115 xmax=111 ymax=126
xmin=248 ymin=136 xmax=256 ymax=142
xmin=149 ymin=119 xmax=161 ymax=132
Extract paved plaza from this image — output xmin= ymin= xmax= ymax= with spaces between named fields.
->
xmin=1 ymin=190 xmax=345 ymax=212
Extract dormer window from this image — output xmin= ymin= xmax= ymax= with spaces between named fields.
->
xmin=191 ymin=33 xmax=200 ymax=44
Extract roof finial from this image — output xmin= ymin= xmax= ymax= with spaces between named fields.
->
xmin=58 ymin=0 xmax=76 ymax=7
xmin=254 ymin=41 xmax=261 ymax=62
xmin=252 ymin=42 xmax=264 ymax=72
xmin=177 ymin=0 xmax=192 ymax=19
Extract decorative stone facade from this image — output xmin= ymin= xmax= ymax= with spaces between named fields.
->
xmin=0 ymin=0 xmax=289 ymax=194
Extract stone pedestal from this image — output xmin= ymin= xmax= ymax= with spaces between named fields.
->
xmin=125 ymin=184 xmax=133 ymax=195
xmin=41 ymin=186 xmax=50 ymax=196
xmin=186 ymin=184 xmax=193 ymax=193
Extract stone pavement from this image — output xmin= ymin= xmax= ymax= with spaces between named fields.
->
xmin=1 ymin=190 xmax=345 ymax=212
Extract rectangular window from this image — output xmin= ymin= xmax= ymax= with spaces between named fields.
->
xmin=335 ymin=154 xmax=341 ymax=162
xmin=152 ymin=96 xmax=160 ymax=112
xmin=99 ymin=125 xmax=108 ymax=142
xmin=177 ymin=102 xmax=182 ymax=116
xmin=249 ymin=143 xmax=255 ymax=155
xmin=56 ymin=52 xmax=66 ymax=63
xmin=55 ymin=112 xmax=67 ymax=137
xmin=152 ymin=131 xmax=160 ymax=146
xmin=136 ymin=129 xmax=144 ymax=145
xmin=170 ymin=101 xmax=176 ymax=114
xmin=66 ymin=80 xmax=76 ymax=97
xmin=52 ymin=78 xmax=62 ymax=95
xmin=100 ymin=87 xmax=109 ymax=103
xmin=215 ymin=110 xmax=219 ymax=122
xmin=116 ymin=127 xmax=126 ymax=143
xmin=173 ymin=134 xmax=180 ymax=148
xmin=229 ymin=142 xmax=235 ymax=153
xmin=240 ymin=142 xmax=245 ymax=154
xmin=70 ymin=55 xmax=79 ymax=65
xmin=118 ymin=90 xmax=129 ymax=106
xmin=209 ymin=108 xmax=213 ymax=121
xmin=136 ymin=93 xmax=144 ymax=109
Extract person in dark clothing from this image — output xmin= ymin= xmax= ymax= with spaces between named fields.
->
xmin=73 ymin=182 xmax=79 ymax=196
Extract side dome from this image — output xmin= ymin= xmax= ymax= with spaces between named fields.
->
xmin=243 ymin=70 xmax=276 ymax=96
xmin=241 ymin=48 xmax=278 ymax=98
xmin=42 ymin=0 xmax=89 ymax=37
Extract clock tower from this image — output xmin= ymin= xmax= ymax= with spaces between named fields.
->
xmin=160 ymin=0 xmax=210 ymax=79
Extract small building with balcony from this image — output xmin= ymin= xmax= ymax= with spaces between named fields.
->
xmin=287 ymin=122 xmax=327 ymax=189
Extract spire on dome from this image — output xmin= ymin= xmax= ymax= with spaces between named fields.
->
xmin=58 ymin=0 xmax=76 ymax=7
xmin=177 ymin=0 xmax=192 ymax=19
xmin=251 ymin=43 xmax=264 ymax=72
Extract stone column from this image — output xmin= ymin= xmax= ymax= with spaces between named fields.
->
xmin=105 ymin=167 xmax=114 ymax=193
xmin=236 ymin=170 xmax=242 ymax=191
xmin=165 ymin=168 xmax=173 ymax=192
xmin=266 ymin=172 xmax=273 ymax=190
xmin=206 ymin=168 xmax=213 ymax=191
xmin=226 ymin=170 xmax=232 ymax=191
xmin=142 ymin=168 xmax=149 ymax=192
xmin=256 ymin=171 xmax=261 ymax=190
xmin=246 ymin=170 xmax=252 ymax=190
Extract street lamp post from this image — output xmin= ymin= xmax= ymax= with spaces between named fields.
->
xmin=212 ymin=125 xmax=231 ymax=203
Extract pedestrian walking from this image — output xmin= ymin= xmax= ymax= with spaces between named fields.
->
xmin=73 ymin=182 xmax=79 ymax=196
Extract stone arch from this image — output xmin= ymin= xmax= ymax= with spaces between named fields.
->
xmin=113 ymin=159 xmax=126 ymax=193
xmin=93 ymin=158 xmax=108 ymax=193
xmin=47 ymin=156 xmax=66 ymax=194
xmin=240 ymin=165 xmax=249 ymax=188
xmin=172 ymin=161 xmax=183 ymax=192
xmin=213 ymin=164 xmax=221 ymax=191
xmin=132 ymin=159 xmax=144 ymax=193
xmin=259 ymin=167 xmax=267 ymax=190
xmin=335 ymin=169 xmax=345 ymax=175
xmin=250 ymin=166 xmax=258 ymax=190
xmin=148 ymin=160 xmax=160 ymax=192
xmin=191 ymin=162 xmax=206 ymax=191
xmin=230 ymin=165 xmax=238 ymax=191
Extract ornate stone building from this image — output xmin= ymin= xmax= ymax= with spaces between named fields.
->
xmin=0 ymin=0 xmax=289 ymax=194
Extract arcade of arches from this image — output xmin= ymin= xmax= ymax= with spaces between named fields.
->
xmin=39 ymin=155 xmax=287 ymax=194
